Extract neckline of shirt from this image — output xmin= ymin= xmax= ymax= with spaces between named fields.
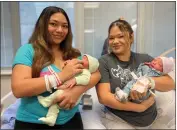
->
xmin=111 ymin=52 xmax=134 ymax=65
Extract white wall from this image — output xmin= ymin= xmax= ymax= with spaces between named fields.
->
xmin=1 ymin=76 xmax=17 ymax=112
xmin=1 ymin=76 xmax=12 ymax=98
xmin=1 ymin=2 xmax=14 ymax=67
xmin=138 ymin=2 xmax=175 ymax=57
xmin=152 ymin=2 xmax=175 ymax=57
xmin=83 ymin=2 xmax=138 ymax=58
xmin=1 ymin=2 xmax=21 ymax=67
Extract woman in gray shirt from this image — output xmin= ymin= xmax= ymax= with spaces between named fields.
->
xmin=96 ymin=18 xmax=175 ymax=129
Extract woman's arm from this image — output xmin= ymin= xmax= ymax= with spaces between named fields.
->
xmin=152 ymin=75 xmax=175 ymax=91
xmin=53 ymin=70 xmax=101 ymax=109
xmin=11 ymin=59 xmax=83 ymax=98
xmin=96 ymin=82 xmax=154 ymax=113
xmin=11 ymin=65 xmax=46 ymax=98
xmin=129 ymin=74 xmax=175 ymax=100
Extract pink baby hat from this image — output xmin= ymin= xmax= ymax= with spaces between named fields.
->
xmin=159 ymin=57 xmax=174 ymax=73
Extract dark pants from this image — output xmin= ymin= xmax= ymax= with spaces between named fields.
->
xmin=14 ymin=112 xmax=83 ymax=130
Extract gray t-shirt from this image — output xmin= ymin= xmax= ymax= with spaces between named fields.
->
xmin=98 ymin=52 xmax=157 ymax=127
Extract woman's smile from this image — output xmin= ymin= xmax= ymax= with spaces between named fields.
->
xmin=53 ymin=35 xmax=63 ymax=39
xmin=112 ymin=44 xmax=122 ymax=49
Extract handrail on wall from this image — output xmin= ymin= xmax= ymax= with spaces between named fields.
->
xmin=160 ymin=47 xmax=176 ymax=57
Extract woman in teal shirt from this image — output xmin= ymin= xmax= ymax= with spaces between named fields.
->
xmin=12 ymin=6 xmax=100 ymax=129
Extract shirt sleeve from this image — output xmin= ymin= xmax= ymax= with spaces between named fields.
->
xmin=75 ymin=69 xmax=91 ymax=85
xmin=98 ymin=57 xmax=110 ymax=83
xmin=12 ymin=44 xmax=34 ymax=68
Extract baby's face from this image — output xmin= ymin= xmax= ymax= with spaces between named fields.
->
xmin=83 ymin=56 xmax=89 ymax=69
xmin=150 ymin=58 xmax=163 ymax=72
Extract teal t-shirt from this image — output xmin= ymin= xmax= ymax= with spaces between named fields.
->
xmin=13 ymin=43 xmax=82 ymax=125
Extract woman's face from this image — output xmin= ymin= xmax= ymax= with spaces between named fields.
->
xmin=108 ymin=26 xmax=131 ymax=55
xmin=48 ymin=12 xmax=69 ymax=45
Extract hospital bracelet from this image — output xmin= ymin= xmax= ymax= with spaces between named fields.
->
xmin=44 ymin=75 xmax=52 ymax=93
xmin=48 ymin=66 xmax=62 ymax=88
xmin=53 ymin=72 xmax=62 ymax=86
xmin=48 ymin=74 xmax=58 ymax=89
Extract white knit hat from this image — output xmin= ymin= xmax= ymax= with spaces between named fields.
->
xmin=84 ymin=54 xmax=99 ymax=73
xmin=159 ymin=57 xmax=174 ymax=73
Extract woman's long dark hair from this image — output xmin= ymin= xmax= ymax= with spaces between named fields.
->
xmin=29 ymin=6 xmax=81 ymax=77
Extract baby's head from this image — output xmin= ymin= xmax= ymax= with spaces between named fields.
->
xmin=83 ymin=54 xmax=99 ymax=73
xmin=150 ymin=57 xmax=174 ymax=73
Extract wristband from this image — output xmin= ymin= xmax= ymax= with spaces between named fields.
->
xmin=53 ymin=72 xmax=62 ymax=86
xmin=44 ymin=75 xmax=52 ymax=93
xmin=48 ymin=66 xmax=62 ymax=87
xmin=48 ymin=74 xmax=58 ymax=89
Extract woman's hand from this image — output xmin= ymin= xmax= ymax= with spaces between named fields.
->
xmin=129 ymin=90 xmax=146 ymax=101
xmin=58 ymin=59 xmax=84 ymax=83
xmin=58 ymin=78 xmax=76 ymax=89
xmin=137 ymin=94 xmax=155 ymax=112
xmin=54 ymin=70 xmax=100 ymax=110
xmin=129 ymin=77 xmax=151 ymax=100
xmin=53 ymin=87 xmax=81 ymax=110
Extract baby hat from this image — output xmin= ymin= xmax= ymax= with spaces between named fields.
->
xmin=84 ymin=54 xmax=99 ymax=73
xmin=159 ymin=57 xmax=174 ymax=73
